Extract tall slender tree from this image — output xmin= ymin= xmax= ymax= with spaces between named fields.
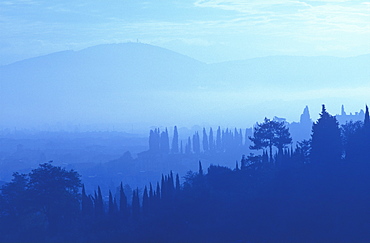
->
xmin=171 ymin=126 xmax=179 ymax=154
xmin=202 ymin=128 xmax=209 ymax=152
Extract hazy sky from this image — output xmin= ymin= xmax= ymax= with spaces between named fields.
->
xmin=1 ymin=0 xmax=369 ymax=65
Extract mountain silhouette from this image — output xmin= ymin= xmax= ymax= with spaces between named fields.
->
xmin=0 ymin=42 xmax=369 ymax=129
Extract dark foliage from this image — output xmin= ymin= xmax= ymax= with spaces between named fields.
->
xmin=2 ymin=105 xmax=370 ymax=242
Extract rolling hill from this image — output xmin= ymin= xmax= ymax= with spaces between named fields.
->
xmin=0 ymin=42 xmax=369 ymax=130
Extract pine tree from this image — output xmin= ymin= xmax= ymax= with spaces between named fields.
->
xmin=249 ymin=118 xmax=292 ymax=163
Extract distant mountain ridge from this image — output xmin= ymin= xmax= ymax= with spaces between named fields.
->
xmin=0 ymin=42 xmax=369 ymax=129
xmin=1 ymin=43 xmax=369 ymax=91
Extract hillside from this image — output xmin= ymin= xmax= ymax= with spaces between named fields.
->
xmin=0 ymin=43 xmax=369 ymax=130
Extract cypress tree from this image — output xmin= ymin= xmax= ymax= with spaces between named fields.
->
xmin=216 ymin=126 xmax=222 ymax=152
xmin=108 ymin=190 xmax=115 ymax=216
xmin=142 ymin=186 xmax=149 ymax=216
xmin=171 ymin=126 xmax=179 ymax=154
xmin=95 ymin=186 xmax=104 ymax=218
xmin=365 ymin=105 xmax=369 ymax=127
xmin=185 ymin=137 xmax=192 ymax=154
xmin=156 ymin=182 xmax=161 ymax=199
xmin=175 ymin=174 xmax=181 ymax=192
xmin=132 ymin=189 xmax=140 ymax=220
xmin=119 ymin=182 xmax=128 ymax=218
xmin=202 ymin=128 xmax=209 ymax=152
xmin=193 ymin=132 xmax=201 ymax=154
xmin=81 ymin=184 xmax=94 ymax=217
xmin=160 ymin=129 xmax=170 ymax=154
xmin=209 ymin=127 xmax=214 ymax=151
xmin=199 ymin=161 xmax=204 ymax=176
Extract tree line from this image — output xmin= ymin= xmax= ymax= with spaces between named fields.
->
xmin=1 ymin=104 xmax=370 ymax=242
xmin=148 ymin=126 xmax=248 ymax=155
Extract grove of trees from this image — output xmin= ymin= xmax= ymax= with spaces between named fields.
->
xmin=1 ymin=104 xmax=370 ymax=242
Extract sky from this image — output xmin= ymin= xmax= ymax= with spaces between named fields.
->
xmin=1 ymin=0 xmax=370 ymax=65
xmin=0 ymin=0 xmax=369 ymax=132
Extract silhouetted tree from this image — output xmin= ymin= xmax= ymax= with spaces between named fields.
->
xmin=108 ymin=190 xmax=116 ymax=216
xmin=185 ymin=137 xmax=192 ymax=154
xmin=160 ymin=129 xmax=170 ymax=154
xmin=171 ymin=126 xmax=179 ymax=154
xmin=202 ymin=128 xmax=209 ymax=151
xmin=193 ymin=132 xmax=201 ymax=154
xmin=176 ymin=174 xmax=181 ymax=192
xmin=94 ymin=186 xmax=104 ymax=218
xmin=142 ymin=186 xmax=149 ymax=216
xmin=132 ymin=189 xmax=140 ymax=220
xmin=249 ymin=118 xmax=292 ymax=162
xmin=198 ymin=161 xmax=204 ymax=176
xmin=82 ymin=184 xmax=94 ymax=217
xmin=311 ymin=105 xmax=342 ymax=164
xmin=149 ymin=129 xmax=160 ymax=152
xmin=343 ymin=105 xmax=370 ymax=162
xmin=293 ymin=139 xmax=311 ymax=164
xmin=209 ymin=127 xmax=215 ymax=151
xmin=216 ymin=126 xmax=222 ymax=152
xmin=119 ymin=182 xmax=128 ymax=218
xmin=27 ymin=162 xmax=81 ymax=232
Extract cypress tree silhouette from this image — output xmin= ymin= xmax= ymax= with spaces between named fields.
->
xmin=82 ymin=184 xmax=94 ymax=217
xmin=155 ymin=182 xmax=161 ymax=199
xmin=108 ymin=190 xmax=116 ymax=216
xmin=94 ymin=186 xmax=104 ymax=218
xmin=119 ymin=182 xmax=128 ymax=218
xmin=193 ymin=132 xmax=201 ymax=154
xmin=344 ymin=105 xmax=370 ymax=163
xmin=160 ymin=174 xmax=165 ymax=199
xmin=198 ymin=161 xmax=204 ymax=176
xmin=216 ymin=126 xmax=222 ymax=152
xmin=209 ymin=127 xmax=215 ymax=151
xmin=185 ymin=137 xmax=192 ymax=154
xmin=160 ymin=129 xmax=170 ymax=154
xmin=240 ymin=155 xmax=246 ymax=169
xmin=171 ymin=126 xmax=179 ymax=154
xmin=203 ymin=128 xmax=209 ymax=152
xmin=132 ymin=189 xmax=140 ymax=220
xmin=311 ymin=105 xmax=342 ymax=164
xmin=149 ymin=129 xmax=160 ymax=152
xmin=142 ymin=186 xmax=149 ymax=216
xmin=365 ymin=105 xmax=369 ymax=126
xmin=235 ymin=160 xmax=239 ymax=170
xmin=176 ymin=174 xmax=181 ymax=192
